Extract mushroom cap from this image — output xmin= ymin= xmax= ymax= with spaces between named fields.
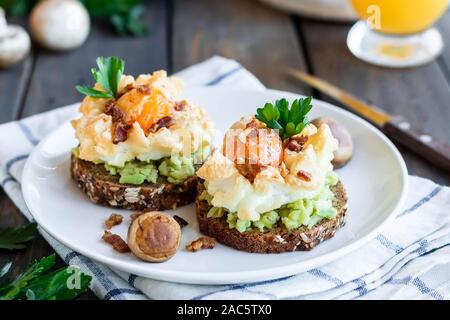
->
xmin=29 ymin=0 xmax=90 ymax=51
xmin=128 ymin=211 xmax=181 ymax=263
xmin=311 ymin=117 xmax=353 ymax=169
xmin=0 ymin=12 xmax=31 ymax=68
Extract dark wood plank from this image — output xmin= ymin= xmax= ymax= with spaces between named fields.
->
xmin=0 ymin=189 xmax=96 ymax=300
xmin=172 ymin=0 xmax=310 ymax=94
xmin=20 ymin=0 xmax=169 ymax=117
xmin=298 ymin=18 xmax=450 ymax=185
xmin=0 ymin=18 xmax=34 ymax=123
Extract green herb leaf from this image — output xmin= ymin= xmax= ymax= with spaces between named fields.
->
xmin=110 ymin=4 xmax=148 ymax=36
xmin=275 ymin=99 xmax=289 ymax=126
xmin=75 ymin=86 xmax=113 ymax=99
xmin=20 ymin=266 xmax=92 ymax=300
xmin=0 ymin=255 xmax=55 ymax=300
xmin=255 ymin=96 xmax=313 ymax=140
xmin=76 ymin=56 xmax=125 ymax=100
xmin=0 ymin=222 xmax=37 ymax=250
xmin=0 ymin=254 xmax=92 ymax=300
xmin=80 ymin=0 xmax=148 ymax=36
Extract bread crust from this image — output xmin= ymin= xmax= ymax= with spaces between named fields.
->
xmin=195 ymin=180 xmax=347 ymax=253
xmin=71 ymin=154 xmax=198 ymax=211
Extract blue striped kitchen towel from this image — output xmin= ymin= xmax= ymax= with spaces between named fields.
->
xmin=0 ymin=56 xmax=449 ymax=300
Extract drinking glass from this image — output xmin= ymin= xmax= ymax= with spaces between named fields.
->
xmin=347 ymin=0 xmax=449 ymax=67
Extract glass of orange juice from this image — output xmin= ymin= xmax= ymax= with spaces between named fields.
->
xmin=347 ymin=0 xmax=448 ymax=67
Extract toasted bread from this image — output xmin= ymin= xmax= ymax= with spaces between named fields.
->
xmin=195 ymin=181 xmax=347 ymax=253
xmin=71 ymin=154 xmax=198 ymax=211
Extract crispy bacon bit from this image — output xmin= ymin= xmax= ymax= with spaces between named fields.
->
xmin=173 ymin=215 xmax=188 ymax=228
xmin=286 ymin=135 xmax=308 ymax=152
xmin=130 ymin=212 xmax=143 ymax=222
xmin=104 ymin=101 xmax=132 ymax=144
xmin=102 ymin=231 xmax=130 ymax=253
xmin=105 ymin=101 xmax=125 ymax=122
xmin=174 ymin=100 xmax=187 ymax=111
xmin=297 ymin=170 xmax=312 ymax=182
xmin=245 ymin=119 xmax=260 ymax=129
xmin=104 ymin=213 xmax=123 ymax=230
xmin=135 ymin=85 xmax=151 ymax=95
xmin=149 ymin=116 xmax=174 ymax=133
xmin=117 ymin=83 xmax=135 ymax=98
xmin=113 ymin=122 xmax=131 ymax=144
xmin=186 ymin=237 xmax=216 ymax=252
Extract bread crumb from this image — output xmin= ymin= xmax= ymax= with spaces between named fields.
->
xmin=186 ymin=237 xmax=215 ymax=252
xmin=102 ymin=230 xmax=130 ymax=253
xmin=104 ymin=213 xmax=123 ymax=229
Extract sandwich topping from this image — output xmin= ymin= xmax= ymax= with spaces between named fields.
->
xmin=72 ymin=57 xmax=214 ymax=185
xmin=196 ymin=98 xmax=339 ymax=232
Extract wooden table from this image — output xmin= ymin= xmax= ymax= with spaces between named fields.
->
xmin=0 ymin=0 xmax=449 ymax=300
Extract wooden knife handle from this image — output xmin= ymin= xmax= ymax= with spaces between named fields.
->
xmin=382 ymin=117 xmax=450 ymax=173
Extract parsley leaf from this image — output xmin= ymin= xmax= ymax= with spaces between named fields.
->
xmin=0 ymin=222 xmax=37 ymax=250
xmin=0 ymin=254 xmax=92 ymax=300
xmin=22 ymin=266 xmax=92 ymax=300
xmin=0 ymin=255 xmax=55 ymax=300
xmin=76 ymin=56 xmax=125 ymax=100
xmin=255 ymin=97 xmax=313 ymax=140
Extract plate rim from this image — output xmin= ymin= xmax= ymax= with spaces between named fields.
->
xmin=22 ymin=87 xmax=409 ymax=284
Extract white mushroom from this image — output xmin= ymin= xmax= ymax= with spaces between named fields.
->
xmin=0 ymin=8 xmax=31 ymax=68
xmin=128 ymin=211 xmax=181 ymax=262
xmin=29 ymin=0 xmax=90 ymax=51
xmin=311 ymin=117 xmax=354 ymax=169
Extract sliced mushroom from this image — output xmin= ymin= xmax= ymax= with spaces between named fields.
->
xmin=29 ymin=0 xmax=90 ymax=51
xmin=311 ymin=117 xmax=353 ymax=169
xmin=127 ymin=211 xmax=181 ymax=262
xmin=0 ymin=8 xmax=31 ymax=68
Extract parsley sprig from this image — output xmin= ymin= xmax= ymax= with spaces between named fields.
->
xmin=76 ymin=56 xmax=125 ymax=99
xmin=0 ymin=222 xmax=37 ymax=250
xmin=256 ymin=97 xmax=313 ymax=140
xmin=0 ymin=254 xmax=92 ymax=300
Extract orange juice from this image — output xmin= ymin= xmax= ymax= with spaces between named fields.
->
xmin=351 ymin=0 xmax=448 ymax=35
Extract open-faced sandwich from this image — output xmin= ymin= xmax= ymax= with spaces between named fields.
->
xmin=71 ymin=57 xmax=214 ymax=210
xmin=196 ymin=97 xmax=347 ymax=253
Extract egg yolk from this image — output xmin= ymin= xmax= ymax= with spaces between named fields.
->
xmin=116 ymin=87 xmax=173 ymax=133
xmin=223 ymin=127 xmax=282 ymax=182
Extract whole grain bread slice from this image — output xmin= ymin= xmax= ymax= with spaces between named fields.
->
xmin=195 ymin=180 xmax=347 ymax=253
xmin=71 ymin=154 xmax=198 ymax=211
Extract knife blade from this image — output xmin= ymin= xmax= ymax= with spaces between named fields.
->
xmin=287 ymin=68 xmax=450 ymax=172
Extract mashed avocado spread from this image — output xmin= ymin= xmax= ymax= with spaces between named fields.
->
xmin=72 ymin=147 xmax=196 ymax=186
xmin=200 ymin=172 xmax=339 ymax=232
xmin=104 ymin=154 xmax=195 ymax=185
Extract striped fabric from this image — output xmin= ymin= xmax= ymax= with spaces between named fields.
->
xmin=0 ymin=57 xmax=449 ymax=300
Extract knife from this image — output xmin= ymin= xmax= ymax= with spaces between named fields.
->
xmin=287 ymin=68 xmax=450 ymax=172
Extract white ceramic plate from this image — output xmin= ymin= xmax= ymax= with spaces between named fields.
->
xmin=22 ymin=87 xmax=408 ymax=285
